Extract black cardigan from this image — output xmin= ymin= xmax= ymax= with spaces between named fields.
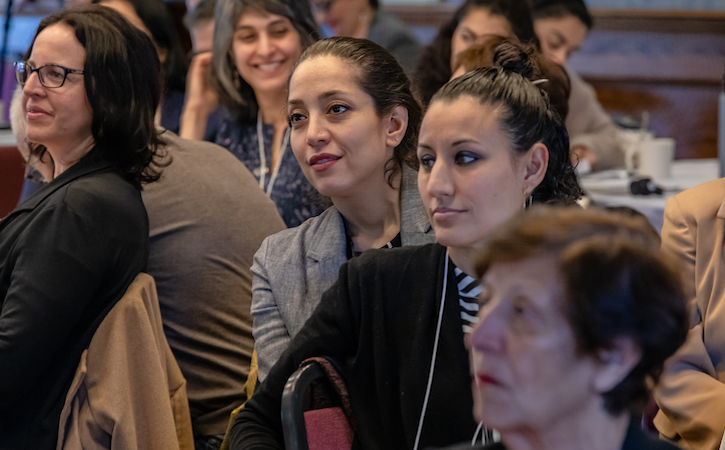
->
xmin=231 ymin=243 xmax=478 ymax=449
xmin=0 ymin=156 xmax=149 ymax=449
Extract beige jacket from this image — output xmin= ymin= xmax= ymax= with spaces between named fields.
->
xmin=566 ymin=68 xmax=624 ymax=171
xmin=654 ymin=178 xmax=725 ymax=450
xmin=57 ymin=273 xmax=194 ymax=450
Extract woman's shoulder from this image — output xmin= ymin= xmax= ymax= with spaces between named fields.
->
xmin=52 ymin=165 xmax=147 ymax=240
xmin=256 ymin=207 xmax=345 ymax=261
xmin=668 ymin=177 xmax=725 ymax=217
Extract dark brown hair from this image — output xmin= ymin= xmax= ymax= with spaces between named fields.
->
xmin=413 ymin=0 xmax=539 ymax=107
xmin=533 ymin=0 xmax=593 ymax=30
xmin=476 ymin=206 xmax=689 ymax=415
xmin=453 ymin=37 xmax=571 ymax=121
xmin=26 ymin=6 xmax=165 ymax=183
xmin=293 ymin=37 xmax=422 ymax=186
xmin=432 ymin=42 xmax=582 ymax=205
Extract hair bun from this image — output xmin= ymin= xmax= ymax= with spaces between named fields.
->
xmin=492 ymin=42 xmax=541 ymax=81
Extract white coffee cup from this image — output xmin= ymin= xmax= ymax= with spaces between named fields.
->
xmin=637 ymin=137 xmax=675 ymax=181
xmin=618 ymin=129 xmax=654 ymax=172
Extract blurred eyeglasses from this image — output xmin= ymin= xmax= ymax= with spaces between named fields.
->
xmin=14 ymin=61 xmax=85 ymax=88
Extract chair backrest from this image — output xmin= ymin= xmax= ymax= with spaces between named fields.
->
xmin=281 ymin=359 xmax=354 ymax=450
xmin=0 ymin=145 xmax=25 ymax=219
xmin=57 ymin=273 xmax=194 ymax=450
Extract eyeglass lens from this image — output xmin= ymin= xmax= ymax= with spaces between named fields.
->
xmin=15 ymin=62 xmax=73 ymax=88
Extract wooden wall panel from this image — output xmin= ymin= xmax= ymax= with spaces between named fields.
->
xmin=589 ymin=80 xmax=719 ymax=159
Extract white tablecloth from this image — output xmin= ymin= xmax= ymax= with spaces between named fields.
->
xmin=579 ymin=159 xmax=720 ymax=233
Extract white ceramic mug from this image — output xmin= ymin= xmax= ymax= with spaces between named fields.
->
xmin=618 ymin=129 xmax=653 ymax=172
xmin=637 ymin=137 xmax=675 ymax=181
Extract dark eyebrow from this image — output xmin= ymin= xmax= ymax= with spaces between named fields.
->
xmin=319 ymin=90 xmax=343 ymax=100
xmin=451 ymin=139 xmax=478 ymax=146
xmin=288 ymin=90 xmax=346 ymax=108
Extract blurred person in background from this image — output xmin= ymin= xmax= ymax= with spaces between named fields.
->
xmin=533 ymin=0 xmax=624 ymax=171
xmin=413 ymin=0 xmax=538 ymax=107
xmin=450 ymin=36 xmax=571 ymax=122
xmin=94 ymin=0 xmax=189 ymax=135
xmin=180 ymin=0 xmax=328 ymax=227
xmin=185 ymin=0 xmax=217 ymax=54
xmin=309 ymin=0 xmax=421 ymax=74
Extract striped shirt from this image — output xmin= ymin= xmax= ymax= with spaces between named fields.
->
xmin=455 ymin=266 xmax=481 ymax=334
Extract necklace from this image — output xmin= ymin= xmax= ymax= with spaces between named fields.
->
xmin=256 ymin=110 xmax=290 ymax=197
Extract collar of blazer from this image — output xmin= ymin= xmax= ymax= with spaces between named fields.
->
xmin=10 ymin=152 xmax=115 ymax=216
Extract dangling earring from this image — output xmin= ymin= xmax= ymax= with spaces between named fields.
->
xmin=523 ymin=194 xmax=533 ymax=209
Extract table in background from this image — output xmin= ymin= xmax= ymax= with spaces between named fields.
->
xmin=580 ymin=159 xmax=720 ymax=232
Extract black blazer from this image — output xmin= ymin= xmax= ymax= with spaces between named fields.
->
xmin=0 ymin=155 xmax=149 ymax=450
xmin=232 ymin=243 xmax=478 ymax=449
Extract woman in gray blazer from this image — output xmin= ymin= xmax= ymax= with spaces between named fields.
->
xmin=252 ymin=37 xmax=435 ymax=381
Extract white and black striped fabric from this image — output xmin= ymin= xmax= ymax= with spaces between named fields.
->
xmin=454 ymin=267 xmax=481 ymax=334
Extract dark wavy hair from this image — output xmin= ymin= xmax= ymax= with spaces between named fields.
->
xmin=212 ymin=0 xmax=320 ymax=124
xmin=476 ymin=206 xmax=689 ymax=415
xmin=292 ymin=37 xmax=422 ymax=187
xmin=533 ymin=0 xmax=593 ymax=30
xmin=413 ymin=0 xmax=538 ymax=107
xmin=26 ymin=6 xmax=165 ymax=183
xmin=431 ymin=42 xmax=582 ymax=205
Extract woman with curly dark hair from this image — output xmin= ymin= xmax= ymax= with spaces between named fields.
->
xmin=413 ymin=0 xmax=538 ymax=106
xmin=231 ymin=41 xmax=582 ymax=450
xmin=0 ymin=6 xmax=165 ymax=448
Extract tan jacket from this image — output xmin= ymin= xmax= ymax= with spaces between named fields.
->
xmin=57 ymin=273 xmax=194 ymax=450
xmin=566 ymin=68 xmax=624 ymax=171
xmin=654 ymin=178 xmax=725 ymax=450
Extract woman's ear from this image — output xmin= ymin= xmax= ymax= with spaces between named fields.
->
xmin=592 ymin=336 xmax=642 ymax=394
xmin=386 ymin=105 xmax=409 ymax=148
xmin=521 ymin=143 xmax=548 ymax=196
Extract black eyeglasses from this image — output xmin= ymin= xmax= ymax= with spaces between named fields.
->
xmin=14 ymin=60 xmax=84 ymax=88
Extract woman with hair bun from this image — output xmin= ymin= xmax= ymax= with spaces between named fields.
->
xmin=231 ymin=41 xmax=582 ymax=450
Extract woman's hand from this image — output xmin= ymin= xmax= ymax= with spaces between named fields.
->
xmin=180 ymin=52 xmax=219 ymax=140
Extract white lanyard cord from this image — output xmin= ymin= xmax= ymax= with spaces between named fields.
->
xmin=256 ymin=111 xmax=290 ymax=198
xmin=413 ymin=250 xmax=449 ymax=450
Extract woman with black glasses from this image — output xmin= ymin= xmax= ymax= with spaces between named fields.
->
xmin=1 ymin=7 xmax=165 ymax=449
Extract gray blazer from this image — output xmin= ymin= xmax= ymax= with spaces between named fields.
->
xmin=251 ymin=167 xmax=434 ymax=380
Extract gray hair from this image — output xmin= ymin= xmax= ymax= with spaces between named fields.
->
xmin=210 ymin=0 xmax=319 ymax=123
